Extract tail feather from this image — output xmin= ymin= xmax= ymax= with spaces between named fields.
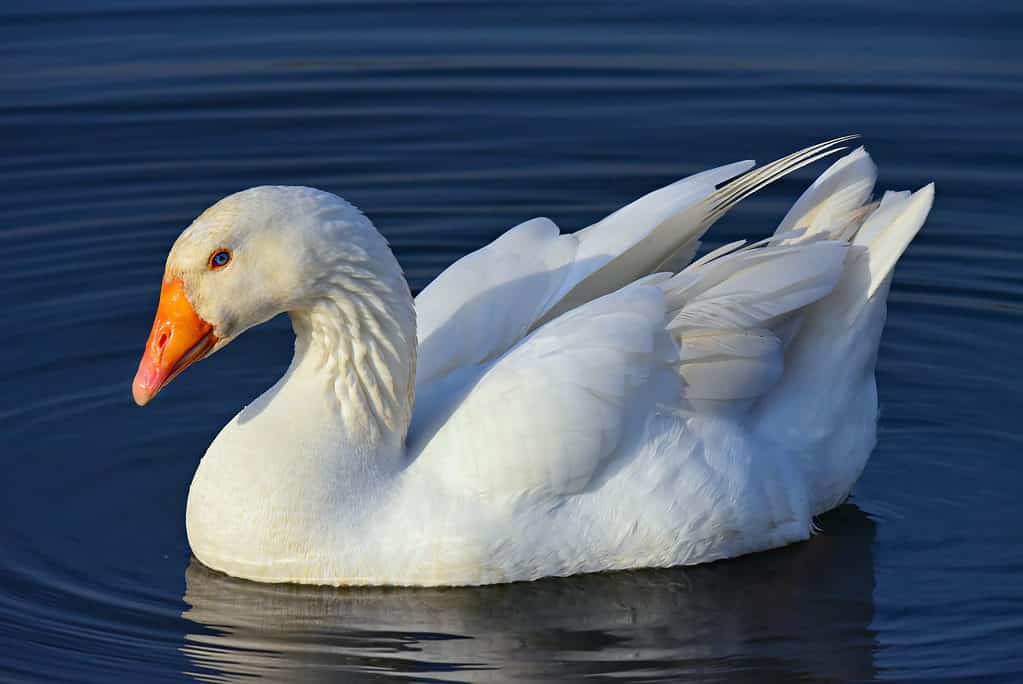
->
xmin=532 ymin=136 xmax=858 ymax=330
xmin=798 ymin=183 xmax=933 ymax=326
xmin=768 ymin=144 xmax=933 ymax=314
xmin=751 ymin=151 xmax=934 ymax=514
xmin=857 ymin=184 xmax=934 ymax=300
xmin=654 ymin=145 xmax=933 ymax=515
xmin=775 ymin=146 xmax=878 ymax=239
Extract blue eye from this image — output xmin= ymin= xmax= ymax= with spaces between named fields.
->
xmin=209 ymin=250 xmax=231 ymax=269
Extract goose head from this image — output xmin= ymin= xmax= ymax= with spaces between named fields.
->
xmin=132 ymin=186 xmax=407 ymax=407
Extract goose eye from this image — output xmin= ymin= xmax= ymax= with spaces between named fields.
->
xmin=209 ymin=249 xmax=231 ymax=269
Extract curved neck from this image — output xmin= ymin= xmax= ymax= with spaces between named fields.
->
xmin=285 ymin=254 xmax=417 ymax=451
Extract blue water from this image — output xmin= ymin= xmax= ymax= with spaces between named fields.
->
xmin=2 ymin=1 xmax=1022 ymax=681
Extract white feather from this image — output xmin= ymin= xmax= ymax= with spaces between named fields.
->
xmin=414 ymin=217 xmax=577 ymax=385
xmin=776 ymin=146 xmax=877 ymax=239
xmin=418 ymin=283 xmax=669 ymax=501
xmin=677 ymin=328 xmax=784 ymax=400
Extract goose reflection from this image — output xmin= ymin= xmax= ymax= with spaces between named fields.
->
xmin=182 ymin=504 xmax=876 ymax=682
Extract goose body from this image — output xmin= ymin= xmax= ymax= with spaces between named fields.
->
xmin=134 ymin=138 xmax=934 ymax=586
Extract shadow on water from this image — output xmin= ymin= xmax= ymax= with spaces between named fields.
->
xmin=181 ymin=504 xmax=877 ymax=683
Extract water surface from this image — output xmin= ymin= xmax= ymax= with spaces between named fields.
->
xmin=2 ymin=1 xmax=1022 ymax=681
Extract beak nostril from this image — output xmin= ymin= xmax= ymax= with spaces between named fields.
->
xmin=157 ymin=332 xmax=169 ymax=349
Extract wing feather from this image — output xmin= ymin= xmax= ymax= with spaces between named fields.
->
xmin=662 ymin=240 xmax=849 ymax=403
xmin=415 ymin=137 xmax=859 ymax=395
xmin=414 ymin=284 xmax=670 ymax=501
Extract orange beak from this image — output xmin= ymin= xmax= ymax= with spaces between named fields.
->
xmin=132 ymin=277 xmax=218 ymax=406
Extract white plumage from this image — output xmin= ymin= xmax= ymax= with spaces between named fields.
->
xmin=136 ymin=138 xmax=934 ymax=585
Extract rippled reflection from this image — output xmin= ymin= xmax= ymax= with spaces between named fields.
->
xmin=181 ymin=505 xmax=876 ymax=682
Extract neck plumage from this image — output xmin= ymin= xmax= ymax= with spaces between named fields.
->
xmin=286 ymin=243 xmax=417 ymax=450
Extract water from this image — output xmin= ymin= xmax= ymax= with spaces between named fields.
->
xmin=2 ymin=1 xmax=1021 ymax=681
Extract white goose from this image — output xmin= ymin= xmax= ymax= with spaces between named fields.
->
xmin=133 ymin=137 xmax=933 ymax=586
